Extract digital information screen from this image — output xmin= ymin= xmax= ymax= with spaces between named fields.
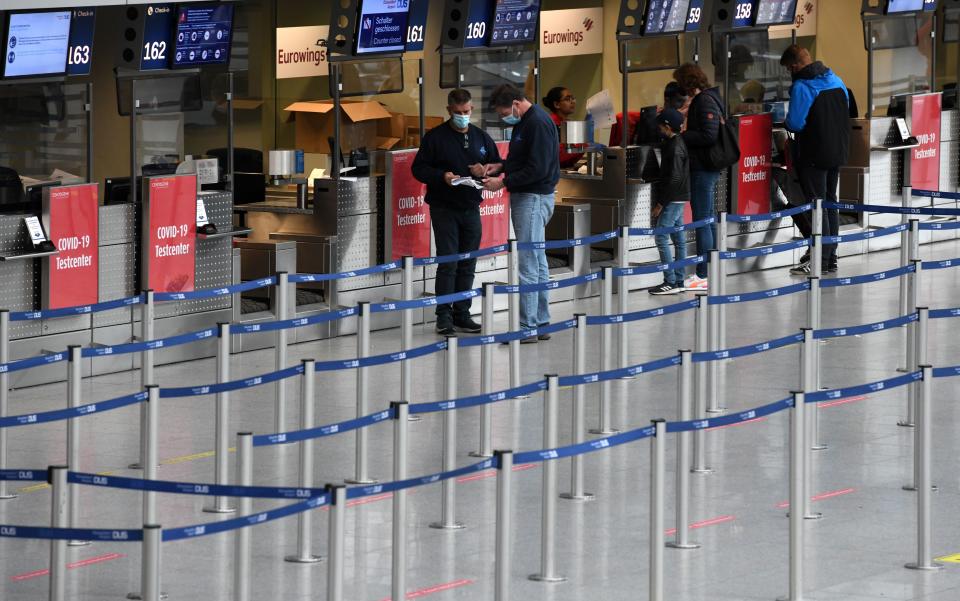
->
xmin=173 ymin=3 xmax=234 ymax=67
xmin=887 ymin=0 xmax=924 ymax=13
xmin=4 ymin=11 xmax=72 ymax=78
xmin=356 ymin=0 xmax=410 ymax=55
xmin=755 ymin=0 xmax=797 ymax=26
xmin=490 ymin=0 xmax=540 ymax=46
xmin=67 ymin=8 xmax=95 ymax=76
xmin=141 ymin=4 xmax=175 ymax=71
xmin=644 ymin=0 xmax=692 ymax=36
xmin=686 ymin=0 xmax=705 ymax=32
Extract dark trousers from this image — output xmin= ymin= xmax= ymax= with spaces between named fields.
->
xmin=430 ymin=205 xmax=482 ymax=321
xmin=796 ymin=164 xmax=840 ymax=265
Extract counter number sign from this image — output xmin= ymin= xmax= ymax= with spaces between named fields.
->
xmin=686 ymin=0 xmax=705 ymax=31
xmin=67 ymin=8 xmax=95 ymax=76
xmin=733 ymin=0 xmax=755 ymax=27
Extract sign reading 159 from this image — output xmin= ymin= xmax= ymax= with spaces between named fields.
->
xmin=687 ymin=6 xmax=702 ymax=25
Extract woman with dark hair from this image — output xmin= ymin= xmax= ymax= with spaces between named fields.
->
xmin=543 ymin=86 xmax=583 ymax=169
xmin=674 ymin=62 xmax=725 ymax=291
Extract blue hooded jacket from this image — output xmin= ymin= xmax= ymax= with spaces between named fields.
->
xmin=786 ymin=62 xmax=851 ymax=168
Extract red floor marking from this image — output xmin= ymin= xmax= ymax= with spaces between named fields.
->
xmin=456 ymin=463 xmax=536 ymax=484
xmin=707 ymin=417 xmax=768 ymax=431
xmin=11 ymin=553 xmax=125 ymax=582
xmin=820 ymin=395 xmax=868 ymax=409
xmin=664 ymin=515 xmax=735 ymax=536
xmin=376 ymin=578 xmax=475 ymax=601
xmin=777 ymin=487 xmax=856 ymax=508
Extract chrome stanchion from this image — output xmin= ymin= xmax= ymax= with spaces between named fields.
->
xmin=127 ymin=389 xmax=163 ymax=601
xmin=141 ymin=524 xmax=162 ymax=601
xmin=898 ymin=187 xmax=913 ymax=326
xmin=347 ymin=302 xmax=376 ymax=485
xmin=667 ymin=351 xmax=699 ymax=549
xmin=274 ymin=271 xmax=289 ymax=433
xmin=66 ymin=345 xmax=89 ymax=546
xmin=326 ymin=484 xmax=347 ymax=601
xmin=234 ymin=432 xmax=253 ymax=601
xmin=130 ymin=290 xmax=154 ymax=470
xmin=591 ymin=266 xmax=619 ymax=435
xmin=900 ymin=259 xmax=922 ymax=428
xmin=206 ymin=323 xmax=235 ymax=513
xmin=391 ymin=401 xmax=409 ymax=601
xmin=617 ymin=225 xmax=632 ymax=373
xmin=285 ymin=359 xmax=321 ymax=563
xmin=561 ymin=314 xmax=594 ymax=501
xmin=706 ymin=250 xmax=723 ymax=414
xmin=508 ymin=239 xmax=521 ymax=389
xmin=716 ymin=212 xmax=728 ymax=367
xmin=530 ymin=375 xmax=565 ymax=582
xmin=904 ymin=310 xmax=936 ymax=493
xmin=494 ymin=450 xmax=514 ymax=601
xmin=470 ymin=283 xmax=496 ymax=458
xmin=782 ymin=392 xmax=807 ymax=601
xmin=691 ymin=295 xmax=712 ymax=474
xmin=649 ymin=420 xmax=666 ymax=601
xmin=48 ymin=465 xmax=68 ymax=601
xmin=0 ymin=310 xmax=13 ymax=499
xmin=905 ymin=366 xmax=943 ymax=572
xmin=806 ymin=273 xmax=825 ymax=452
xmin=800 ymin=330 xmax=821 ymax=521
xmin=400 ymin=257 xmax=421 ymax=423
xmin=431 ymin=336 xmax=463 ymax=529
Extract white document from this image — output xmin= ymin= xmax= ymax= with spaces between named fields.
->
xmin=586 ymin=89 xmax=616 ymax=128
xmin=196 ymin=198 xmax=210 ymax=226
xmin=24 ymin=216 xmax=47 ymax=245
xmin=196 ymin=158 xmax=219 ymax=186
xmin=451 ymin=177 xmax=484 ymax=190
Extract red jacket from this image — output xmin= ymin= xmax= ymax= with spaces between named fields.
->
xmin=549 ymin=112 xmax=584 ymax=169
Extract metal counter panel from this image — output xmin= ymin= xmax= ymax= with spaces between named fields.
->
xmin=942 ymin=110 xmax=958 ymax=143
xmin=0 ymin=215 xmax=42 ymax=340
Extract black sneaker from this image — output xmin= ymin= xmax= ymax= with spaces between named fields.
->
xmin=789 ymin=262 xmax=812 ymax=276
xmin=537 ymin=330 xmax=552 ymax=341
xmin=825 ymin=262 xmax=838 ymax=274
xmin=649 ymin=282 xmax=677 ymax=295
xmin=436 ymin=319 xmax=455 ymax=336
xmin=453 ymin=317 xmax=482 ymax=334
xmin=520 ymin=335 xmax=539 ymax=344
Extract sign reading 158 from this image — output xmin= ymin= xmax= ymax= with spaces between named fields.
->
xmin=735 ymin=1 xmax=753 ymax=21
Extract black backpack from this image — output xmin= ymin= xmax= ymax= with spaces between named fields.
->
xmin=703 ymin=94 xmax=741 ymax=171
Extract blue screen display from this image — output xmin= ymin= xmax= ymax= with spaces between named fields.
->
xmin=405 ymin=0 xmax=428 ymax=51
xmin=644 ymin=0 xmax=692 ymax=35
xmin=172 ymin=3 xmax=234 ymax=67
xmin=356 ymin=0 xmax=411 ymax=55
xmin=685 ymin=0 xmax=705 ymax=32
xmin=732 ymin=0 xmax=757 ymax=27
xmin=67 ymin=8 xmax=95 ymax=76
xmin=465 ymin=0 xmax=494 ymax=47
xmin=923 ymin=0 xmax=938 ymax=10
xmin=490 ymin=0 xmax=540 ymax=46
xmin=887 ymin=0 xmax=924 ymax=13
xmin=141 ymin=4 xmax=174 ymax=71
xmin=755 ymin=0 xmax=797 ymax=25
xmin=3 ymin=11 xmax=72 ymax=78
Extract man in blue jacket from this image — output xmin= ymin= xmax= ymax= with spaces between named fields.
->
xmin=781 ymin=45 xmax=851 ymax=275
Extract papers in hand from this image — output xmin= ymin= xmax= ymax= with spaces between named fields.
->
xmin=586 ymin=90 xmax=616 ymax=127
xmin=452 ymin=177 xmax=484 ymax=189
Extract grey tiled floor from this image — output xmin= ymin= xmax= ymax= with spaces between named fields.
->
xmin=2 ymin=239 xmax=960 ymax=600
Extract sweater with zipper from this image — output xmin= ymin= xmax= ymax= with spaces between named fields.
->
xmin=502 ymin=104 xmax=560 ymax=194
xmin=411 ymin=121 xmax=501 ymax=211
xmin=655 ymin=134 xmax=691 ymax=207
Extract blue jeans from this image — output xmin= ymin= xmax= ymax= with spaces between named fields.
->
xmin=691 ymin=170 xmax=720 ymax=278
xmin=654 ymin=203 xmax=687 ymax=286
xmin=511 ymin=192 xmax=555 ymax=328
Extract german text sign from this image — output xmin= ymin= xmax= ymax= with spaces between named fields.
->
xmin=909 ymin=93 xmax=941 ymax=191
xmin=387 ymin=150 xmax=431 ymax=261
xmin=736 ymin=112 xmax=772 ymax=215
xmin=145 ymin=175 xmax=196 ymax=293
xmin=43 ymin=183 xmax=99 ymax=309
xmin=480 ymin=140 xmax=512 ymax=250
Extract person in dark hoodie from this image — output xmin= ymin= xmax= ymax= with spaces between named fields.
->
xmin=649 ymin=108 xmax=690 ymax=296
xmin=674 ymin=63 xmax=724 ymax=291
xmin=780 ymin=45 xmax=851 ymax=275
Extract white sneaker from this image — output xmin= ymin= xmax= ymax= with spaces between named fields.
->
xmin=685 ymin=276 xmax=709 ymax=291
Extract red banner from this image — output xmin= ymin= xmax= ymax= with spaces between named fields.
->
xmin=909 ymin=93 xmax=941 ymax=191
xmin=146 ymin=175 xmax=196 ymax=293
xmin=735 ymin=113 xmax=772 ymax=215
xmin=388 ymin=151 xmax=431 ymax=261
xmin=44 ymin=183 xmax=99 ymax=309
xmin=479 ymin=140 xmax=512 ymax=250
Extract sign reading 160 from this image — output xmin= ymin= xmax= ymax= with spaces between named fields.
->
xmin=466 ymin=21 xmax=486 ymax=40
xmin=735 ymin=2 xmax=753 ymax=20
xmin=68 ymin=45 xmax=90 ymax=66
xmin=143 ymin=41 xmax=166 ymax=62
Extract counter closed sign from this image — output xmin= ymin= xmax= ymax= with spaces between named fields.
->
xmin=147 ymin=175 xmax=196 ymax=293
xmin=479 ymin=140 xmax=512 ymax=250
xmin=388 ymin=151 xmax=431 ymax=260
xmin=736 ymin=113 xmax=772 ymax=215
xmin=909 ymin=93 xmax=941 ymax=191
xmin=44 ymin=183 xmax=98 ymax=309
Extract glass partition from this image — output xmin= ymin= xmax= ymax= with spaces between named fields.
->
xmin=866 ymin=14 xmax=934 ymax=117
xmin=715 ymin=30 xmax=797 ymax=115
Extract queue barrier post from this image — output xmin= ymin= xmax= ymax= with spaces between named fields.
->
xmin=66 ymin=345 xmax=89 ymax=546
xmin=391 ymin=401 xmax=409 ymax=601
xmin=561 ymin=314 xmax=594 ymax=502
xmin=0 ymin=309 xmax=12 ymax=499
xmin=431 ymin=336 xmax=464 ymax=530
xmin=141 ymin=525 xmax=162 ymax=601
xmin=508 ymin=240 xmax=521 ymax=389
xmin=716 ymin=212 xmax=728 ymax=366
xmin=691 ymin=295 xmax=712 ymax=474
xmin=494 ymin=450 xmax=514 ymax=601
xmin=617 ymin=225 xmax=632 ymax=374
xmin=274 ymin=271 xmax=289 ymax=434
xmin=813 ymin=198 xmax=823 ymax=239
xmin=131 ymin=289 xmax=154 ymax=470
xmin=900 ymin=258 xmax=922 ymax=429
xmin=905 ymin=366 xmax=943 ymax=572
xmin=470 ymin=282 xmax=496 ymax=458
xmin=326 ymin=484 xmax=347 ymax=601
xmin=806 ymin=274 xmax=825 ymax=452
xmin=667 ymin=351 xmax=699 ymax=550
xmin=399 ymin=257 xmax=421 ymax=424
xmin=127 ymin=389 xmax=164 ymax=601
xmin=800 ymin=329 xmax=821 ymax=521
xmin=285 ymin=359 xmax=322 ymax=563
xmin=591 ymin=266 xmax=619 ymax=435
xmin=48 ymin=465 xmax=68 ymax=601
xmin=784 ymin=392 xmax=806 ymax=601
xmin=904 ymin=308 xmax=936 ymax=493
xmin=347 ymin=302 xmax=375 ymax=485
xmin=206 ymin=323 xmax=235 ymax=513
xmin=530 ymin=375 xmax=565 ymax=582
xmin=649 ymin=420 xmax=667 ymax=601
xmin=706 ymin=250 xmax=723 ymax=414
xmin=898 ymin=187 xmax=912 ymax=348
xmin=234 ymin=432 xmax=253 ymax=601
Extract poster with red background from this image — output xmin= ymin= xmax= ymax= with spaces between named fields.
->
xmin=735 ymin=113 xmax=773 ymax=215
xmin=388 ymin=150 xmax=431 ymax=261
xmin=146 ymin=175 xmax=196 ymax=293
xmin=909 ymin=93 xmax=941 ymax=191
xmin=43 ymin=183 xmax=99 ymax=309
xmin=479 ymin=140 xmax=512 ymax=249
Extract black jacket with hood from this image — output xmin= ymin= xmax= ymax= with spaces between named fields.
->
xmin=785 ymin=61 xmax=851 ymax=169
xmin=681 ymin=86 xmax=725 ymax=172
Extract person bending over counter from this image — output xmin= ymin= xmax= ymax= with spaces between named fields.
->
xmin=412 ymin=88 xmax=501 ymax=336
xmin=482 ymin=84 xmax=560 ymax=343
xmin=543 ymin=86 xmax=583 ymax=169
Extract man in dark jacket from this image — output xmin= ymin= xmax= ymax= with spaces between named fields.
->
xmin=412 ymin=88 xmax=501 ymax=335
xmin=649 ymin=108 xmax=690 ymax=295
xmin=781 ymin=45 xmax=851 ymax=274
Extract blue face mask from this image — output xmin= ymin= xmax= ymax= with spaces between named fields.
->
xmin=501 ymin=105 xmax=521 ymax=126
xmin=451 ymin=114 xmax=471 ymax=129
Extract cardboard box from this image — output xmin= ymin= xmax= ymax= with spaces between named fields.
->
xmin=284 ymin=100 xmax=400 ymax=155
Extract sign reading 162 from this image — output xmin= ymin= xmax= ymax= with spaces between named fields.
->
xmin=143 ymin=41 xmax=167 ymax=62
xmin=68 ymin=45 xmax=90 ymax=66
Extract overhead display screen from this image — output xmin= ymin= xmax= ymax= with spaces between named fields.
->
xmin=887 ymin=0 xmax=924 ymax=13
xmin=141 ymin=4 xmax=175 ymax=71
xmin=644 ymin=0 xmax=692 ymax=36
xmin=172 ymin=3 xmax=234 ymax=67
xmin=732 ymin=0 xmax=757 ymax=28
xmin=755 ymin=0 xmax=797 ymax=26
xmin=686 ymin=0 xmax=705 ymax=32
xmin=490 ymin=0 xmax=540 ymax=46
xmin=3 ymin=11 xmax=72 ymax=78
xmin=355 ymin=0 xmax=410 ymax=55
xmin=67 ymin=8 xmax=95 ymax=76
